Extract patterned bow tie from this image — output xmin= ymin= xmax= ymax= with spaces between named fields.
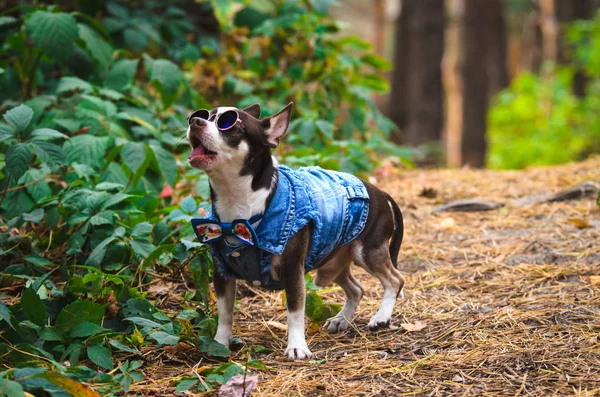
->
xmin=191 ymin=214 xmax=262 ymax=246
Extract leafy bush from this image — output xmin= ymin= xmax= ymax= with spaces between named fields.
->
xmin=0 ymin=0 xmax=402 ymax=394
xmin=487 ymin=11 xmax=600 ymax=169
xmin=192 ymin=1 xmax=407 ymax=173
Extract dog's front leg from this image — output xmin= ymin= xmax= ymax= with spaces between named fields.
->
xmin=213 ymin=263 xmax=236 ymax=348
xmin=280 ymin=225 xmax=313 ymax=360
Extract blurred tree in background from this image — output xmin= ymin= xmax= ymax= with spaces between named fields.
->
xmin=385 ymin=0 xmax=600 ymax=169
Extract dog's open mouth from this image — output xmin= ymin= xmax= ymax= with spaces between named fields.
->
xmin=188 ymin=139 xmax=217 ymax=167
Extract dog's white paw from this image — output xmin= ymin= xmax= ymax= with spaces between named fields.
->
xmin=284 ymin=344 xmax=313 ymax=360
xmin=214 ymin=331 xmax=231 ymax=348
xmin=367 ymin=313 xmax=391 ymax=330
xmin=324 ymin=315 xmax=350 ymax=333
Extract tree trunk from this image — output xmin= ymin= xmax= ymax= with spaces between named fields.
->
xmin=389 ymin=1 xmax=411 ymax=144
xmin=389 ymin=0 xmax=445 ymax=147
xmin=487 ymin=0 xmax=509 ymax=99
xmin=460 ymin=0 xmax=494 ymax=168
xmin=556 ymin=0 xmax=594 ymax=96
xmin=519 ymin=10 xmax=544 ymax=74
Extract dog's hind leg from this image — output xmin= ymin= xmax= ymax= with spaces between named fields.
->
xmin=323 ymin=265 xmax=364 ymax=333
xmin=352 ymin=242 xmax=405 ymax=330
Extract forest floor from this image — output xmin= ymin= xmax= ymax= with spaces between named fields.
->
xmin=139 ymin=158 xmax=600 ymax=397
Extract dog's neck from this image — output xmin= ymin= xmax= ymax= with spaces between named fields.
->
xmin=206 ymin=156 xmax=278 ymax=222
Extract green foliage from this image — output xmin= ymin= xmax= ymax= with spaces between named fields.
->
xmin=0 ymin=0 xmax=404 ymax=394
xmin=488 ymin=12 xmax=600 ymax=169
xmin=194 ymin=0 xmax=406 ymax=173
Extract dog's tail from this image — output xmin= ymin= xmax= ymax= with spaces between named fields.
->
xmin=384 ymin=192 xmax=404 ymax=269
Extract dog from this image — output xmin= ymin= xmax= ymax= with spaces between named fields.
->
xmin=187 ymin=103 xmax=405 ymax=360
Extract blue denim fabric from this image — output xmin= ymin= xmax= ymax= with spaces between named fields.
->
xmin=208 ymin=165 xmax=370 ymax=289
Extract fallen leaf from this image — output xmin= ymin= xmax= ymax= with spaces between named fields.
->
xmin=589 ymin=276 xmax=600 ymax=286
xmin=440 ymin=217 xmax=455 ymax=230
xmin=568 ymin=218 xmax=591 ymax=229
xmin=400 ymin=320 xmax=428 ymax=332
xmin=307 ymin=322 xmax=321 ymax=334
xmin=148 ymin=283 xmax=172 ymax=296
xmin=266 ymin=321 xmax=287 ymax=331
xmin=34 ymin=373 xmax=101 ymax=397
xmin=218 ymin=374 xmax=258 ymax=397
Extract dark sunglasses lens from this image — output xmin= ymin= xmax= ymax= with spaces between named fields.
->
xmin=217 ymin=111 xmax=238 ymax=130
xmin=189 ymin=109 xmax=209 ymax=124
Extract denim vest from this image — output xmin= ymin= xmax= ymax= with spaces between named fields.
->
xmin=209 ymin=165 xmax=370 ymax=289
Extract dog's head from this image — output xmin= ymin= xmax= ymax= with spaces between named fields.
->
xmin=187 ymin=103 xmax=292 ymax=171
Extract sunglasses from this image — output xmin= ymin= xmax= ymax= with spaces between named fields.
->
xmin=188 ymin=109 xmax=244 ymax=131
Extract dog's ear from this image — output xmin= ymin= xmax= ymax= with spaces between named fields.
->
xmin=261 ymin=103 xmax=293 ymax=148
xmin=242 ymin=103 xmax=261 ymax=119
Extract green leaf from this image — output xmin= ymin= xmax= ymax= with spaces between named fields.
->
xmin=198 ymin=336 xmax=230 ymax=357
xmin=55 ymin=300 xmax=106 ymax=333
xmin=70 ymin=322 xmax=109 ymax=338
xmin=77 ymin=23 xmax=112 ymax=70
xmin=90 ymin=210 xmax=114 ymax=226
xmin=23 ymin=208 xmax=44 ymax=223
xmin=87 ymin=343 xmax=114 ymax=370
xmin=27 ymin=11 xmax=79 ymax=61
xmin=21 ymin=287 xmax=47 ymax=326
xmin=123 ymin=28 xmax=147 ymax=50
xmin=0 ymin=124 xmax=14 ymax=141
xmin=31 ymin=128 xmax=70 ymax=141
xmin=124 ymin=316 xmax=163 ymax=329
xmin=0 ymin=302 xmax=15 ymax=330
xmin=210 ymin=0 xmax=234 ymax=27
xmin=148 ymin=331 xmax=179 ymax=346
xmin=196 ymin=173 xmax=210 ymax=200
xmin=131 ymin=222 xmax=153 ymax=237
xmin=64 ymin=135 xmax=111 ymax=168
xmin=3 ymin=104 xmax=33 ymax=133
xmin=144 ymin=56 xmax=183 ymax=107
xmin=24 ymin=255 xmax=51 ymax=267
xmin=180 ymin=195 xmax=197 ymax=214
xmin=121 ymin=142 xmax=147 ymax=174
xmin=315 ymin=120 xmax=334 ymax=139
xmin=149 ymin=144 xmax=177 ymax=187
xmin=6 ymin=142 xmax=33 ymax=181
xmin=360 ymin=74 xmax=390 ymax=93
xmin=0 ymin=378 xmax=24 ymax=397
xmin=175 ymin=378 xmax=198 ymax=393
xmin=361 ymin=53 xmax=392 ymax=71
xmin=39 ymin=326 xmax=64 ymax=341
xmin=0 ymin=16 xmax=18 ymax=28
xmin=141 ymin=244 xmax=176 ymax=268
xmin=109 ymin=340 xmax=140 ymax=355
xmin=104 ymin=59 xmax=138 ymax=91
xmin=101 ymin=193 xmax=134 ymax=210
xmin=130 ymin=239 xmax=155 ymax=258
xmin=299 ymin=120 xmax=316 ymax=145
xmin=56 ymin=76 xmax=93 ymax=95
xmin=85 ymin=236 xmax=116 ymax=267
xmin=31 ymin=140 xmax=67 ymax=165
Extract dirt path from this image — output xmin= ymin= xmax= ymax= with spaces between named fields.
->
xmin=148 ymin=159 xmax=600 ymax=396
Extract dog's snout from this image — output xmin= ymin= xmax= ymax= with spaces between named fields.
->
xmin=189 ymin=117 xmax=206 ymax=128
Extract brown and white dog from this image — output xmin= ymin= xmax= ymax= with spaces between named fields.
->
xmin=187 ymin=103 xmax=405 ymax=359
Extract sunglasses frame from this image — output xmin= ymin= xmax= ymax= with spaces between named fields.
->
xmin=188 ymin=109 xmax=244 ymax=131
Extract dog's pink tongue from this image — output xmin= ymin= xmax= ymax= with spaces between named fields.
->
xmin=189 ymin=146 xmax=206 ymax=158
